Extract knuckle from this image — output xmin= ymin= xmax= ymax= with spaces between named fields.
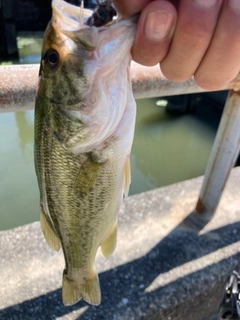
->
xmin=194 ymin=74 xmax=225 ymax=91
xmin=161 ymin=66 xmax=190 ymax=83
xmin=179 ymin=21 xmax=212 ymax=42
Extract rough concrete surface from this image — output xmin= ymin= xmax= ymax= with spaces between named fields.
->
xmin=0 ymin=168 xmax=240 ymax=320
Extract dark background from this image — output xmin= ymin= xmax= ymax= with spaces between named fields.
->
xmin=0 ymin=0 xmax=96 ymax=58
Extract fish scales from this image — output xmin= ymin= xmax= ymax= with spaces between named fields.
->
xmin=42 ymin=123 xmax=119 ymax=267
xmin=34 ymin=0 xmax=136 ymax=306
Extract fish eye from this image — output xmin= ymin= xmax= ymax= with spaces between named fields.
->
xmin=44 ymin=49 xmax=59 ymax=69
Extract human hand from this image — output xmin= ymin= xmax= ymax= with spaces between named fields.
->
xmin=113 ymin=0 xmax=240 ymax=90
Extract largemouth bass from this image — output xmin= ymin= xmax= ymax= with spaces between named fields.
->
xmin=34 ymin=0 xmax=136 ymax=306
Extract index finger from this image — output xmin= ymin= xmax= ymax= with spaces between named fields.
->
xmin=112 ymin=0 xmax=151 ymax=17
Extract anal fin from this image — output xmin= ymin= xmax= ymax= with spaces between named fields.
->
xmin=62 ymin=270 xmax=101 ymax=306
xmin=40 ymin=206 xmax=61 ymax=251
xmin=101 ymin=222 xmax=117 ymax=259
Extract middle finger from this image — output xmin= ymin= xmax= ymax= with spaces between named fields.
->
xmin=160 ymin=0 xmax=223 ymax=82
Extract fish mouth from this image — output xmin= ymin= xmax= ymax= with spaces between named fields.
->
xmin=51 ymin=0 xmax=99 ymax=53
xmin=50 ymin=0 xmax=138 ymax=55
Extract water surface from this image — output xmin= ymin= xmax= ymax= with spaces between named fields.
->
xmin=0 ymin=99 xmax=216 ymax=230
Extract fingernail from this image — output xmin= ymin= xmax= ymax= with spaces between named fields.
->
xmin=144 ymin=11 xmax=174 ymax=41
xmin=193 ymin=0 xmax=218 ymax=8
xmin=228 ymin=0 xmax=240 ymax=9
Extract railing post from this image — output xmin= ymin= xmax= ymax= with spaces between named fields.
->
xmin=193 ymin=89 xmax=240 ymax=223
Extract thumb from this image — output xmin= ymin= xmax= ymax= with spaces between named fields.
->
xmin=132 ymin=1 xmax=177 ymax=66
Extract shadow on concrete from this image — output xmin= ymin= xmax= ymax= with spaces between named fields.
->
xmin=1 ymin=215 xmax=239 ymax=320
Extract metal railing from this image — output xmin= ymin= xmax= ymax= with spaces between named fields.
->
xmin=1 ymin=63 xmax=240 ymax=226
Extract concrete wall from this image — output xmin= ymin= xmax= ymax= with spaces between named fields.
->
xmin=0 ymin=168 xmax=240 ymax=319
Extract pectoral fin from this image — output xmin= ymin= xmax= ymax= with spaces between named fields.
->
xmin=123 ymin=155 xmax=131 ymax=197
xmin=40 ymin=205 xmax=61 ymax=251
xmin=75 ymin=154 xmax=107 ymax=194
xmin=101 ymin=222 xmax=117 ymax=259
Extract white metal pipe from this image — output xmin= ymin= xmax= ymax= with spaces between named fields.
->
xmin=1 ymin=63 xmax=240 ymax=112
xmin=194 ymin=90 xmax=240 ymax=223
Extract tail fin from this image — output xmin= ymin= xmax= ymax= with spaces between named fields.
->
xmin=62 ymin=271 xmax=101 ymax=306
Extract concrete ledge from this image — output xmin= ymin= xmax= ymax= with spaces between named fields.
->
xmin=1 ymin=168 xmax=240 ymax=319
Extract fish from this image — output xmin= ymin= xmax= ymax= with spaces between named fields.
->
xmin=34 ymin=0 xmax=136 ymax=306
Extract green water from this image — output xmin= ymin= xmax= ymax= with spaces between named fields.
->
xmin=0 ymin=37 xmax=43 ymax=65
xmin=0 ymin=99 xmax=217 ymax=230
